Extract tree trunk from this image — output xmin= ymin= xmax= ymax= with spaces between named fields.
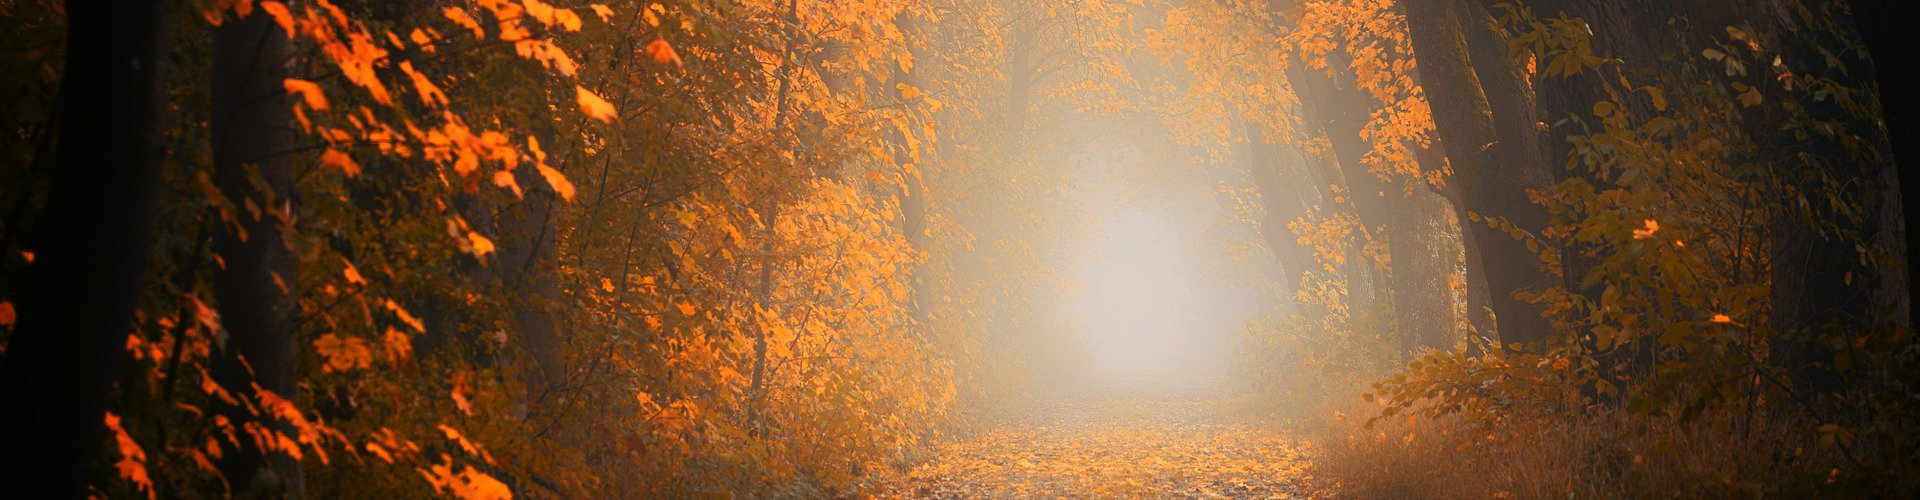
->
xmin=207 ymin=6 xmax=304 ymax=495
xmin=495 ymin=166 xmax=565 ymax=402
xmin=1391 ymin=187 xmax=1463 ymax=352
xmin=1286 ymin=59 xmax=1394 ymax=317
xmin=1403 ymin=0 xmax=1558 ymax=346
xmin=1843 ymin=0 xmax=1914 ymax=326
xmin=1237 ymin=123 xmax=1301 ymax=292
xmin=0 ymin=0 xmax=170 ymax=495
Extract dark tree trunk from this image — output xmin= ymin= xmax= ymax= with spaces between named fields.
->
xmin=1741 ymin=0 xmax=1907 ymax=394
xmin=1403 ymin=0 xmax=1558 ymax=346
xmin=495 ymin=166 xmax=564 ymax=399
xmin=207 ymin=5 xmax=304 ymax=495
xmin=0 ymin=0 xmax=170 ymax=496
xmin=1843 ymin=0 xmax=1914 ymax=326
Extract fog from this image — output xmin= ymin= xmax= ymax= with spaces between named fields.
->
xmin=1063 ymin=135 xmax=1260 ymax=392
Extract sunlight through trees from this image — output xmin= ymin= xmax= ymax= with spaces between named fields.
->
xmin=0 ymin=0 xmax=1914 ymax=498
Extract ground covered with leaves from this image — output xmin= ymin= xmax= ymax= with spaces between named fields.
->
xmin=873 ymin=393 xmax=1315 ymax=499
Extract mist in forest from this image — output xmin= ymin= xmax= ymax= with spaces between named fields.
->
xmin=1 ymin=0 xmax=1917 ymax=498
xmin=1065 ymin=137 xmax=1259 ymax=392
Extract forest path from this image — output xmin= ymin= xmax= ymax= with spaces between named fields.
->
xmin=873 ymin=390 xmax=1316 ymax=499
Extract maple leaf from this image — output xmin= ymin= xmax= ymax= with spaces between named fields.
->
xmin=575 ymin=86 xmax=618 ymax=123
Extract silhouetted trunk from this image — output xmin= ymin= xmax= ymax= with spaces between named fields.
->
xmin=1403 ymin=0 xmax=1558 ymax=346
xmin=495 ymin=165 xmax=564 ymax=400
xmin=0 ymin=0 xmax=170 ymax=496
xmin=1744 ymin=0 xmax=1907 ymax=394
xmin=207 ymin=6 xmax=303 ymax=495
xmin=1844 ymin=0 xmax=1914 ymax=325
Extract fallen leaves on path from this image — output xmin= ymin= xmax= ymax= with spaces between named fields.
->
xmin=873 ymin=397 xmax=1313 ymax=499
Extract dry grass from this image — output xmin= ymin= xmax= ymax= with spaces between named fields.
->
xmin=1299 ymin=399 xmax=1911 ymax=499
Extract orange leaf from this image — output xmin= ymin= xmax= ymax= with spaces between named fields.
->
xmin=1631 ymin=219 xmax=1659 ymax=240
xmin=283 ymin=78 xmax=328 ymax=110
xmin=536 ymin=164 xmax=576 ymax=202
xmin=467 ymin=231 xmax=496 ymax=257
xmin=444 ymin=7 xmax=484 ymax=39
xmin=399 ymin=61 xmax=448 ymax=107
xmin=492 ymin=170 xmax=524 ymax=199
xmin=341 ymin=258 xmax=367 ymax=285
xmin=259 ymin=1 xmax=295 ymax=35
xmin=313 ymin=334 xmax=373 ymax=373
xmin=645 ymin=38 xmax=682 ymax=66
xmin=105 ymin=412 xmax=155 ymax=500
xmin=365 ymin=442 xmax=394 ymax=464
xmin=320 ymin=149 xmax=361 ymax=177
xmin=0 ymin=301 xmax=14 ymax=327
xmin=383 ymin=327 xmax=413 ymax=366
xmin=385 ymin=299 xmax=427 ymax=333
xmin=676 ymin=302 xmax=696 ymax=316
xmin=575 ymin=86 xmax=617 ymax=122
xmin=450 ymin=384 xmax=474 ymax=416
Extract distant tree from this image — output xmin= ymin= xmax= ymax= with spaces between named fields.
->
xmin=207 ymin=5 xmax=303 ymax=495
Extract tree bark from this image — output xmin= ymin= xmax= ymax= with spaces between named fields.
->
xmin=0 ymin=0 xmax=170 ymax=495
xmin=495 ymin=166 xmax=565 ymax=401
xmin=1402 ymin=0 xmax=1558 ymax=346
xmin=1390 ymin=189 xmax=1460 ymax=351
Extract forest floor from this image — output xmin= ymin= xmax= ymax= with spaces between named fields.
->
xmin=873 ymin=389 xmax=1317 ymax=499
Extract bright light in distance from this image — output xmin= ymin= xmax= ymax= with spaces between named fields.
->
xmin=1069 ymin=190 xmax=1255 ymax=391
